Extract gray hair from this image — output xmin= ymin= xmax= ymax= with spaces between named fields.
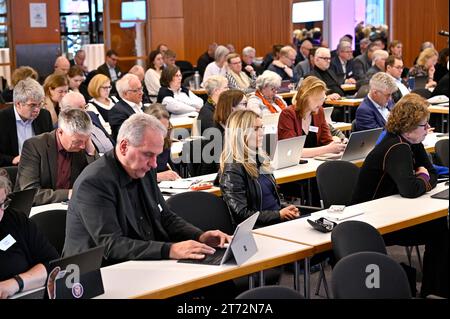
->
xmin=60 ymin=91 xmax=86 ymax=111
xmin=214 ymin=45 xmax=230 ymax=61
xmin=337 ymin=41 xmax=352 ymax=52
xmin=116 ymin=73 xmax=140 ymax=99
xmin=420 ymin=41 xmax=434 ymax=51
xmin=371 ymin=50 xmax=389 ymax=65
xmin=0 ymin=175 xmax=12 ymax=195
xmin=315 ymin=47 xmax=331 ymax=57
xmin=203 ymin=75 xmax=228 ymax=96
xmin=255 ymin=70 xmax=282 ymax=90
xmin=369 ymin=72 xmax=398 ymax=93
xmin=13 ymin=78 xmax=45 ymax=105
xmin=242 ymin=46 xmax=256 ymax=57
xmin=117 ymin=113 xmax=167 ymax=147
xmin=58 ymin=108 xmax=93 ymax=135
xmin=360 ymin=38 xmax=371 ymax=46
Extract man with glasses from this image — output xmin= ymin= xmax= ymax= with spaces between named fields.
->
xmin=0 ymin=78 xmax=53 ymax=167
xmin=311 ymin=47 xmax=346 ymax=97
xmin=330 ymin=41 xmax=355 ymax=84
xmin=109 ymin=73 xmax=144 ymax=141
xmin=354 ymin=72 xmax=398 ymax=131
xmin=385 ymin=55 xmax=409 ymax=101
xmin=15 ymin=109 xmax=98 ymax=206
xmin=268 ymin=46 xmax=300 ymax=84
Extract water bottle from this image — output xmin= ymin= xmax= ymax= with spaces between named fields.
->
xmin=407 ymin=76 xmax=415 ymax=91
xmin=193 ymin=71 xmax=201 ymax=90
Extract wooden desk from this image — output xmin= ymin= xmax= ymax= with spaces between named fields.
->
xmin=170 ymin=117 xmax=195 ymax=130
xmin=191 ymin=88 xmax=207 ymax=96
xmin=325 ymin=98 xmax=363 ymax=123
xmin=341 ymin=83 xmax=356 ymax=92
xmin=428 ymin=105 xmax=449 ymax=133
xmin=279 ymin=91 xmax=296 ymax=100
xmin=423 ymin=132 xmax=449 ymax=153
xmin=96 ymin=234 xmax=314 ymax=299
xmin=333 ymin=122 xmax=352 ymax=132
xmin=254 ymin=183 xmax=448 ymax=254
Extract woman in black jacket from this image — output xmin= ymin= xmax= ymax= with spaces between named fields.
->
xmin=219 ymin=110 xmax=299 ymax=227
xmin=352 ymin=93 xmax=448 ymax=298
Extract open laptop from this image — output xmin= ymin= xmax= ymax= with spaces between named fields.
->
xmin=277 ymin=80 xmax=292 ymax=93
xmin=271 ymin=136 xmax=306 ymax=170
xmin=8 ymin=188 xmax=38 ymax=217
xmin=315 ymin=128 xmax=383 ymax=161
xmin=46 ymin=246 xmax=105 ymax=299
xmin=178 ymin=212 xmax=259 ymax=266
xmin=414 ymin=75 xmax=428 ymax=90
xmin=431 ymin=188 xmax=449 ymax=200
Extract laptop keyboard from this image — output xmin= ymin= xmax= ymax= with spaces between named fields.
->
xmin=177 ymin=248 xmax=227 ymax=265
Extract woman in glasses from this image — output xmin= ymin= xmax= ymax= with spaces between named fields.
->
xmin=247 ymin=70 xmax=288 ymax=115
xmin=225 ymin=53 xmax=256 ymax=93
xmin=0 ymin=173 xmax=59 ymax=299
xmin=219 ymin=110 xmax=299 ymax=227
xmin=85 ymin=74 xmax=119 ymax=134
xmin=352 ymin=94 xmax=448 ymax=298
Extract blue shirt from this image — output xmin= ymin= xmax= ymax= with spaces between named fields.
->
xmin=368 ymin=95 xmax=390 ymax=123
xmin=13 ymin=107 xmax=35 ymax=154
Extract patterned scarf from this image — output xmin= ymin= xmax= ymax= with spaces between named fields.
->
xmin=255 ymin=90 xmax=286 ymax=113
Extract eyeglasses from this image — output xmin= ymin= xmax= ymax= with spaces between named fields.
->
xmin=253 ymin=125 xmax=264 ymax=132
xmin=417 ymin=122 xmax=429 ymax=129
xmin=317 ymin=56 xmax=332 ymax=61
xmin=392 ymin=65 xmax=404 ymax=70
xmin=377 ymin=90 xmax=392 ymax=99
xmin=22 ymin=101 xmax=45 ymax=110
xmin=100 ymin=86 xmax=112 ymax=90
xmin=230 ymin=61 xmax=242 ymax=65
xmin=0 ymin=197 xmax=11 ymax=210
xmin=128 ymin=87 xmax=143 ymax=93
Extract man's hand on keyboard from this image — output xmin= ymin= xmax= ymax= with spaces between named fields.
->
xmin=169 ymin=240 xmax=216 ymax=260
xmin=198 ymin=230 xmax=232 ymax=249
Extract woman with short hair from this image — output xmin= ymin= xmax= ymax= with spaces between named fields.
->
xmin=247 ymin=71 xmax=287 ymax=115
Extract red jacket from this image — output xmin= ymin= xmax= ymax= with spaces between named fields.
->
xmin=278 ymin=105 xmax=333 ymax=146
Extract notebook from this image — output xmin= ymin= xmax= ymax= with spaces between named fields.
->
xmin=178 ymin=212 xmax=259 ymax=266
xmin=271 ymin=136 xmax=307 ymax=170
xmin=315 ymin=128 xmax=383 ymax=161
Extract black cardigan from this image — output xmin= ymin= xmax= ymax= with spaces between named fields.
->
xmin=352 ymin=132 xmax=437 ymax=204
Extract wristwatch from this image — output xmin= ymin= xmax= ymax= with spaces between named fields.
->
xmin=14 ymin=275 xmax=24 ymax=293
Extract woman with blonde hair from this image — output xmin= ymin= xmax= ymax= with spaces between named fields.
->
xmin=408 ymin=47 xmax=439 ymax=89
xmin=85 ymin=74 xmax=119 ymax=133
xmin=2 ymin=66 xmax=39 ymax=103
xmin=219 ymin=110 xmax=299 ymax=227
xmin=278 ymin=76 xmax=345 ymax=157
xmin=43 ymin=73 xmax=69 ymax=125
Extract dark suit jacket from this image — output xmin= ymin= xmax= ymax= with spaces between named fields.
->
xmin=353 ymin=53 xmax=371 ymax=81
xmin=310 ymin=66 xmax=345 ymax=96
xmin=96 ymin=63 xmax=122 ymax=81
xmin=355 ymin=96 xmax=394 ymax=131
xmin=0 ymin=106 xmax=53 ymax=166
xmin=109 ymin=100 xmax=137 ymax=141
xmin=62 ymin=150 xmax=203 ymax=264
xmin=330 ymin=56 xmax=354 ymax=83
xmin=15 ymin=131 xmax=98 ymax=205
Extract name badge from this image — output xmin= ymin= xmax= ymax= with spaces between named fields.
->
xmin=158 ymin=204 xmax=163 ymax=212
xmin=309 ymin=126 xmax=319 ymax=133
xmin=0 ymin=234 xmax=16 ymax=251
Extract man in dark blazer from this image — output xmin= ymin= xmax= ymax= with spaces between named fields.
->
xmin=63 ymin=113 xmax=230 ymax=264
xmin=330 ymin=41 xmax=355 ymax=84
xmin=15 ymin=109 xmax=98 ymax=206
xmin=0 ymin=78 xmax=53 ymax=167
xmin=353 ymin=42 xmax=381 ymax=81
xmin=355 ymin=72 xmax=398 ymax=131
xmin=311 ymin=47 xmax=345 ymax=97
xmin=97 ymin=49 xmax=122 ymax=95
xmin=109 ymin=73 xmax=144 ymax=141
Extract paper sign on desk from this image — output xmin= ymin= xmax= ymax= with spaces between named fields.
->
xmin=312 ymin=209 xmax=364 ymax=222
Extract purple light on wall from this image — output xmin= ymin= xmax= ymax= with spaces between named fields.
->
xmin=329 ymin=0 xmax=357 ymax=50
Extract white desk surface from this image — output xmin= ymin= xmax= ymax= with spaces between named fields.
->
xmin=254 ymin=183 xmax=448 ymax=254
xmin=29 ymin=202 xmax=68 ymax=217
xmin=96 ymin=234 xmax=313 ymax=299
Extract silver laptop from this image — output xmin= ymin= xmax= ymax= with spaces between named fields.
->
xmin=271 ymin=136 xmax=307 ymax=170
xmin=315 ymin=127 xmax=383 ymax=161
xmin=324 ymin=107 xmax=334 ymax=124
xmin=178 ymin=212 xmax=259 ymax=266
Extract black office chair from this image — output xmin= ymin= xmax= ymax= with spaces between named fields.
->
xmin=411 ymin=88 xmax=432 ymax=99
xmin=351 ymin=119 xmax=357 ymax=132
xmin=355 ymin=84 xmax=369 ymax=98
xmin=30 ymin=209 xmax=67 ymax=256
xmin=1 ymin=166 xmax=18 ymax=189
xmin=314 ymin=160 xmax=360 ymax=297
xmin=166 ymin=191 xmax=234 ymax=233
xmin=435 ymin=139 xmax=449 ymax=167
xmin=176 ymin=60 xmax=195 ymax=81
xmin=235 ymin=285 xmax=303 ymax=299
xmin=331 ymin=220 xmax=387 ymax=262
xmin=316 ymin=160 xmax=360 ymax=209
xmin=332 ymin=251 xmax=412 ymax=299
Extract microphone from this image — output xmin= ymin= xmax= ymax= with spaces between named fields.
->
xmin=438 ymin=30 xmax=449 ymax=36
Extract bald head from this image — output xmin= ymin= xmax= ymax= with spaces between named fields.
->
xmin=54 ymin=56 xmax=71 ymax=75
xmin=129 ymin=65 xmax=145 ymax=82
xmin=60 ymin=91 xmax=86 ymax=111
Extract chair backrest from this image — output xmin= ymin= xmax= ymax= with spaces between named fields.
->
xmin=332 ymin=251 xmax=412 ymax=299
xmin=236 ymin=285 xmax=303 ymax=299
xmin=435 ymin=139 xmax=449 ymax=167
xmin=410 ymin=88 xmax=432 ymax=99
xmin=355 ymin=84 xmax=369 ymax=98
xmin=331 ymin=220 xmax=387 ymax=261
xmin=30 ymin=209 xmax=67 ymax=255
xmin=316 ymin=160 xmax=360 ymax=208
xmin=166 ymin=191 xmax=234 ymax=233
xmin=351 ymin=119 xmax=357 ymax=132
xmin=2 ymin=166 xmax=18 ymax=189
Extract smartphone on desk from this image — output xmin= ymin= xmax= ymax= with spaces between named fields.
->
xmin=299 ymin=159 xmax=308 ymax=164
